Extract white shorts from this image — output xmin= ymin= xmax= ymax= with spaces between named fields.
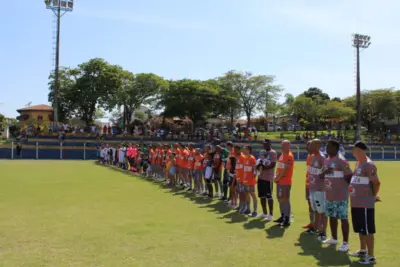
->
xmin=309 ymin=191 xmax=326 ymax=214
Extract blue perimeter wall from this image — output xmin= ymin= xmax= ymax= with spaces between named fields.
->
xmin=1 ymin=147 xmax=399 ymax=161
xmin=1 ymin=136 xmax=399 ymax=161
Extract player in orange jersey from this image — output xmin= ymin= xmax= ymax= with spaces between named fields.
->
xmin=193 ymin=148 xmax=204 ymax=194
xmin=274 ymin=140 xmax=295 ymax=227
xmin=242 ymin=145 xmax=258 ymax=217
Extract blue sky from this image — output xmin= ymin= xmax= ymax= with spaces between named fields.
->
xmin=1 ymin=0 xmax=399 ymax=118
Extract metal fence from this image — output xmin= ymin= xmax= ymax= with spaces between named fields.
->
xmin=1 ymin=142 xmax=97 ymax=160
xmin=0 ymin=142 xmax=398 ymax=161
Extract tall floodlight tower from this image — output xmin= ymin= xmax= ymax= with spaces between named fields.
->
xmin=44 ymin=0 xmax=74 ymax=125
xmin=352 ymin=33 xmax=371 ymax=141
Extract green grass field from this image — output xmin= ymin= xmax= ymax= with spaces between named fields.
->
xmin=0 ymin=161 xmax=398 ymax=267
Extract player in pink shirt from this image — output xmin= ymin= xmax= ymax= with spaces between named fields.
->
xmin=348 ymin=141 xmax=381 ymax=265
xmin=321 ymin=140 xmax=353 ymax=252
xmin=308 ymin=139 xmax=327 ymax=241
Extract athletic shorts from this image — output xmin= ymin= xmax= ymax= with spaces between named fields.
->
xmin=325 ymin=200 xmax=349 ymax=220
xmin=213 ymin=172 xmax=221 ymax=181
xmin=277 ymin=184 xmax=291 ymax=201
xmin=309 ymin=191 xmax=326 ymax=214
xmin=351 ymin=208 xmax=376 ymax=235
xmin=244 ymin=185 xmax=255 ymax=193
xmin=181 ymin=168 xmax=188 ymax=176
xmin=169 ymin=166 xmax=176 ymax=175
xmin=194 ymin=170 xmax=202 ymax=181
xmin=305 ymin=187 xmax=310 ymax=200
xmin=237 ymin=182 xmax=245 ymax=193
xmin=257 ymin=179 xmax=273 ymax=199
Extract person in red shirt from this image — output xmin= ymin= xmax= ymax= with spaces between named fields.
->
xmin=179 ymin=143 xmax=190 ymax=189
xmin=157 ymin=144 xmax=165 ymax=180
xmin=153 ymin=145 xmax=160 ymax=178
xmin=303 ymin=141 xmax=315 ymax=231
xmin=242 ymin=145 xmax=258 ymax=217
xmin=235 ymin=145 xmax=245 ymax=212
xmin=193 ymin=148 xmax=204 ymax=193
xmin=187 ymin=143 xmax=196 ymax=191
xmin=173 ymin=143 xmax=182 ymax=186
xmin=148 ymin=145 xmax=155 ymax=178
xmin=163 ymin=144 xmax=171 ymax=182
xmin=274 ymin=140 xmax=295 ymax=227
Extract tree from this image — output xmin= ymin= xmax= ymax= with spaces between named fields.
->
xmin=344 ymin=88 xmax=397 ymax=134
xmin=134 ymin=110 xmax=145 ymax=121
xmin=292 ymin=95 xmax=327 ymax=134
xmin=0 ymin=113 xmax=5 ymax=131
xmin=93 ymin=109 xmax=106 ymax=121
xmin=394 ymin=90 xmax=400 ymax=137
xmin=212 ymin=77 xmax=242 ymax=127
xmin=321 ymin=101 xmax=355 ymax=131
xmin=113 ymin=73 xmax=167 ymax=126
xmin=48 ymin=67 xmax=79 ymax=122
xmin=264 ymin=85 xmax=283 ymax=120
xmin=222 ymin=70 xmax=279 ymax=126
xmin=49 ymin=58 xmax=123 ymax=126
xmin=302 ymin=87 xmax=330 ymax=100
xmin=158 ymin=79 xmax=219 ymax=125
xmin=109 ymin=109 xmax=124 ymax=127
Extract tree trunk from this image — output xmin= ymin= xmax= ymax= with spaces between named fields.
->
xmin=126 ymin=107 xmax=134 ymax=125
xmin=246 ymin=112 xmax=251 ymax=127
xmin=230 ymin=109 xmax=234 ymax=129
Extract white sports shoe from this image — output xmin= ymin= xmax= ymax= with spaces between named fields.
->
xmin=338 ymin=242 xmax=349 ymax=252
xmin=323 ymin=238 xmax=339 ymax=245
xmin=265 ymin=214 xmax=273 ymax=221
xmin=260 ymin=213 xmax=268 ymax=219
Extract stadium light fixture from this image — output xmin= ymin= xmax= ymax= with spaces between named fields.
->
xmin=352 ymin=33 xmax=371 ymax=141
xmin=44 ymin=0 xmax=74 ymax=125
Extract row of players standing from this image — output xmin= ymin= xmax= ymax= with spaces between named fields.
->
xmin=98 ymin=138 xmax=380 ymax=265
xmin=304 ymin=139 xmax=380 ymax=265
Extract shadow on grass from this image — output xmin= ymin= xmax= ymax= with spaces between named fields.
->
xmin=243 ymin=217 xmax=270 ymax=230
xmin=265 ymin=224 xmax=286 ymax=239
xmin=95 ymin=163 xmax=276 ymax=231
xmin=218 ymin=212 xmax=248 ymax=224
xmin=200 ymin=201 xmax=232 ymax=214
xmin=295 ymin=232 xmax=353 ymax=266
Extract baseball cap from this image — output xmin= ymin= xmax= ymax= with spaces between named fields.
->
xmin=351 ymin=141 xmax=368 ymax=150
xmin=259 ymin=150 xmax=267 ymax=156
xmin=263 ymin=138 xmax=271 ymax=144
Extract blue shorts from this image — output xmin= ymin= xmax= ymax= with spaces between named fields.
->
xmin=325 ymin=200 xmax=349 ymax=220
xmin=169 ymin=166 xmax=176 ymax=175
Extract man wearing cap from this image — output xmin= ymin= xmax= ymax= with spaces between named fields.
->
xmin=257 ymin=139 xmax=277 ymax=221
xmin=349 ymin=141 xmax=381 ymax=265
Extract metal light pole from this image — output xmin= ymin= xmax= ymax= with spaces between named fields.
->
xmin=352 ymin=33 xmax=371 ymax=141
xmin=44 ymin=0 xmax=74 ymax=125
